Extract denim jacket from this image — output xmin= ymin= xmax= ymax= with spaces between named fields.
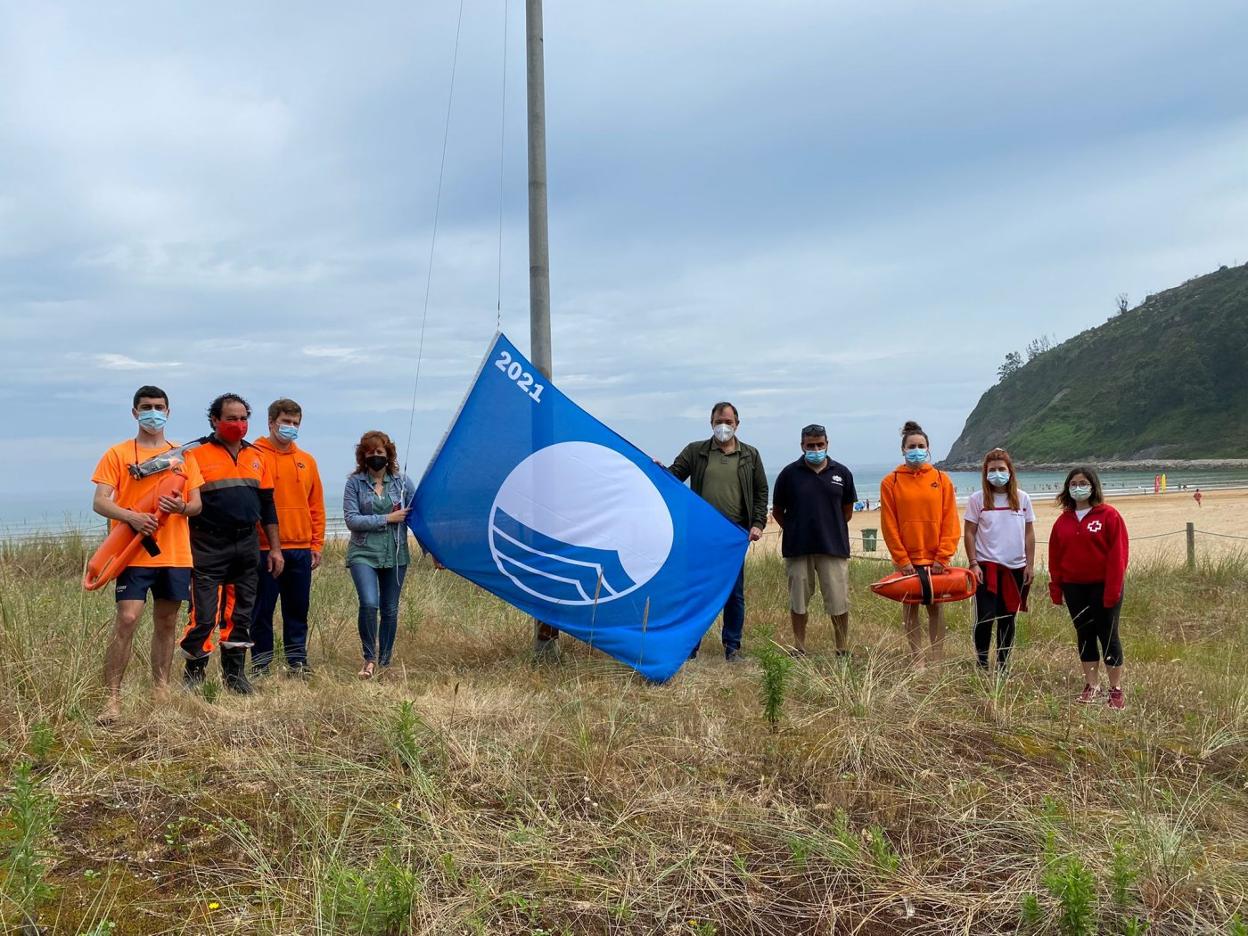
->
xmin=342 ymin=471 xmax=418 ymax=549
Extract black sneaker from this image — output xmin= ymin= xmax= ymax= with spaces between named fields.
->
xmin=183 ymin=659 xmax=208 ymax=690
xmin=725 ymin=649 xmax=743 ymax=663
xmin=286 ymin=663 xmax=313 ymax=679
xmin=224 ymin=671 xmax=255 ymax=695
xmin=221 ymin=652 xmax=255 ymax=695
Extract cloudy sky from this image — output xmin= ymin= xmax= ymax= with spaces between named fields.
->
xmin=2 ymin=1 xmax=1245 ymax=517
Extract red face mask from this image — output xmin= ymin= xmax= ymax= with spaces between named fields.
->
xmin=216 ymin=420 xmax=248 ymax=443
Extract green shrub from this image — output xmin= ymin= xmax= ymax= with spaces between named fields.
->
xmin=2 ymin=760 xmax=57 ymax=931
xmin=1042 ymin=854 xmax=1097 ymax=936
xmin=320 ymin=849 xmax=417 ymax=935
xmin=1109 ymin=841 xmax=1137 ymax=910
xmin=1019 ymin=893 xmax=1043 ymax=929
xmin=755 ymin=640 xmax=793 ymax=732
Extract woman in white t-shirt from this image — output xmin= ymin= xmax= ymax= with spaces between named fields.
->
xmin=963 ymin=448 xmax=1035 ymax=673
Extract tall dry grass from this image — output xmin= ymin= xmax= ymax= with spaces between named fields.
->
xmin=1 ymin=541 xmax=1246 ymax=934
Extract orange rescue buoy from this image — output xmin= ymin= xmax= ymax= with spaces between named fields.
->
xmin=870 ymin=567 xmax=976 ymax=606
xmin=83 ymin=468 xmax=188 ymax=591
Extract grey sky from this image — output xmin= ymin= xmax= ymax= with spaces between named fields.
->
xmin=2 ymin=0 xmax=1246 ymax=508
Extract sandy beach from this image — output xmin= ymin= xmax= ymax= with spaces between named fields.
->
xmin=751 ymin=487 xmax=1248 ymax=564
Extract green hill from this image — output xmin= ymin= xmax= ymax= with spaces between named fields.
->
xmin=942 ymin=263 xmax=1248 ymax=467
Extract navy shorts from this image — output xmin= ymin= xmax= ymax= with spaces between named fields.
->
xmin=114 ymin=566 xmax=192 ymax=604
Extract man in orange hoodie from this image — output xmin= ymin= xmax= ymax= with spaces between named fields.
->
xmin=250 ymin=398 xmax=325 ymax=675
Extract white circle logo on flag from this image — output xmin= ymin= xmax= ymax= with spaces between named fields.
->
xmin=488 ymin=441 xmax=674 ymax=606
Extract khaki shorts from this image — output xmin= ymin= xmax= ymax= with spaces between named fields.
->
xmin=786 ymin=554 xmax=850 ymax=616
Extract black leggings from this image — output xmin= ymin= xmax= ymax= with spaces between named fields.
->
xmin=1062 ymin=582 xmax=1124 ymax=667
xmin=973 ymin=568 xmax=1023 ymax=668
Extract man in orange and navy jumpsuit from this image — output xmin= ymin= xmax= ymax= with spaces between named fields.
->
xmin=182 ymin=393 xmax=283 ymax=694
xmin=249 ymin=397 xmax=325 ymax=676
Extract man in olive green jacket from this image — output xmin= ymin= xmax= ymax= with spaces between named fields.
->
xmin=668 ymin=401 xmax=767 ymax=661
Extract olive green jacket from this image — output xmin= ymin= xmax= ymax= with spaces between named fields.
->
xmin=669 ymin=438 xmax=769 ymax=531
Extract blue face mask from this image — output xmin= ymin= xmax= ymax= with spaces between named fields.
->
xmin=137 ymin=409 xmax=167 ymax=431
xmin=804 ymin=449 xmax=827 ymax=465
xmin=1069 ymin=484 xmax=1092 ymax=501
xmin=987 ymin=470 xmax=1010 ymax=487
xmin=276 ymin=424 xmax=299 ymax=442
xmin=904 ymin=448 xmax=928 ymax=466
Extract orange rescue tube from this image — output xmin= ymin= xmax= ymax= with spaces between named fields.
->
xmin=870 ymin=567 xmax=976 ymax=605
xmin=83 ymin=469 xmax=187 ymax=591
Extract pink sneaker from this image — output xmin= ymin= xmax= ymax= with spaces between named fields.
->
xmin=1076 ymin=683 xmax=1100 ymax=704
xmin=1107 ymin=687 xmax=1125 ymax=710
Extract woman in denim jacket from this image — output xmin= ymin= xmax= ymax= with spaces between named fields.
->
xmin=343 ymin=430 xmax=417 ymax=679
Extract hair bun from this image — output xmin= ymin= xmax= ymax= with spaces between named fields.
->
xmin=901 ymin=420 xmax=924 ymax=436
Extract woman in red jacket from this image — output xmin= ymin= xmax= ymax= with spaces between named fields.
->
xmin=1048 ymin=467 xmax=1130 ymax=709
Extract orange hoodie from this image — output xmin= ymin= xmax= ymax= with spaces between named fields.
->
xmin=879 ymin=462 xmax=960 ymax=567
xmin=252 ymin=437 xmax=326 ymax=552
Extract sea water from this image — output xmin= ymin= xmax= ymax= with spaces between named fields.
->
xmin=2 ymin=468 xmax=1246 ymax=539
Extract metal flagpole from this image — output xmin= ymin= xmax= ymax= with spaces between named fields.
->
xmin=526 ymin=0 xmax=560 ymax=656
xmin=527 ymin=0 xmax=552 ymax=379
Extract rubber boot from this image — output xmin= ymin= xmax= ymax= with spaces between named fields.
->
xmin=221 ymin=650 xmax=255 ymax=695
xmin=183 ymin=656 xmax=209 ymax=690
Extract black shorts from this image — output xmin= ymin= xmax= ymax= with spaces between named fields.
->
xmin=114 ymin=566 xmax=192 ymax=604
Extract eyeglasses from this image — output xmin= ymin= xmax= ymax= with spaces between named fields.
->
xmin=801 ymin=424 xmax=826 ymax=437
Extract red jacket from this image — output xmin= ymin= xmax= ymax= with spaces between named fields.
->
xmin=1048 ymin=503 xmax=1129 ymax=607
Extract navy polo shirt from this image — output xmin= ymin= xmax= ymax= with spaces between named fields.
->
xmin=772 ymin=457 xmax=857 ymax=558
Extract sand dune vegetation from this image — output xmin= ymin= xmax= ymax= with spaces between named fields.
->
xmin=2 ymin=539 xmax=1246 ymax=934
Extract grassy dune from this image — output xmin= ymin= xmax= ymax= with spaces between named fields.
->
xmin=1 ymin=540 xmax=1247 ymax=935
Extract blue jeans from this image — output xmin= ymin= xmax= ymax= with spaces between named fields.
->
xmin=693 ymin=562 xmax=746 ymax=657
xmin=252 ymin=549 xmax=312 ymax=669
xmin=349 ymin=562 xmax=407 ymax=665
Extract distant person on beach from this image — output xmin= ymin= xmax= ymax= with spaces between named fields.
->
xmin=343 ymin=431 xmax=416 ymax=680
xmin=667 ymin=401 xmax=768 ymax=662
xmin=91 ymin=386 xmax=204 ymax=723
xmin=249 ymin=399 xmax=326 ymax=677
xmin=963 ymin=448 xmax=1034 ymax=675
xmin=1048 ymin=467 xmax=1130 ymax=710
xmin=771 ymin=423 xmax=857 ymax=656
xmin=1194 ymin=488 xmax=1203 ymax=508
xmin=879 ymin=420 xmax=960 ymax=668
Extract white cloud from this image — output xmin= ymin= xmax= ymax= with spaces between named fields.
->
xmin=95 ymin=353 xmax=183 ymax=371
xmin=302 ymin=346 xmax=360 ymax=359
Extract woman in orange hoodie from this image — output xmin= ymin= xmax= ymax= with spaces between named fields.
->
xmin=879 ymin=420 xmax=960 ymax=667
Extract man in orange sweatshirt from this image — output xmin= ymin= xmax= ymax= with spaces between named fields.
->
xmin=250 ymin=398 xmax=325 ymax=675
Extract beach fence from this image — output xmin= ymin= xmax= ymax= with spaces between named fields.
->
xmin=5 ymin=516 xmax=1246 ymax=569
xmin=750 ymin=523 xmax=1248 ymax=569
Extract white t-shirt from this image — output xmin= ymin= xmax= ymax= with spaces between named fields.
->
xmin=964 ymin=489 xmax=1035 ymax=569
xmin=1076 ymin=507 xmax=1092 ymax=521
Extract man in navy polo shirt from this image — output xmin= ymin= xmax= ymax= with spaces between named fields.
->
xmin=771 ymin=423 xmax=858 ymax=656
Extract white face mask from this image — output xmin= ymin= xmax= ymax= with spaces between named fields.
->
xmin=712 ymin=424 xmax=735 ymax=443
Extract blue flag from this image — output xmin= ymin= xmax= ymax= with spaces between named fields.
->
xmin=409 ymin=333 xmax=749 ymax=681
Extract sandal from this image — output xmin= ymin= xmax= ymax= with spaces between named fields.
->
xmin=358 ymin=661 xmax=376 ymax=680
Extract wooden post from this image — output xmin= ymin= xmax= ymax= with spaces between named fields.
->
xmin=1186 ymin=522 xmax=1195 ymax=570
